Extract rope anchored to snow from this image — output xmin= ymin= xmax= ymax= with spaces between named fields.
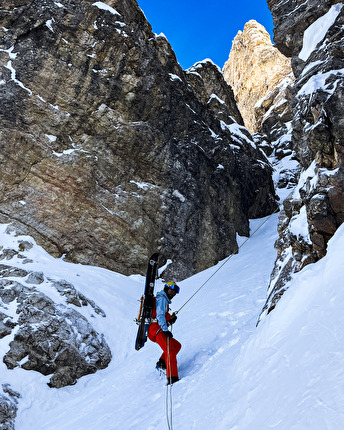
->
xmin=163 ymin=208 xmax=279 ymax=430
xmin=175 ymin=207 xmax=279 ymax=315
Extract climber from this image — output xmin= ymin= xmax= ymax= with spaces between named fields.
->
xmin=148 ymin=282 xmax=181 ymax=385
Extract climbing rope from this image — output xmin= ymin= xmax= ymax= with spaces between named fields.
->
xmin=163 ymin=208 xmax=279 ymax=429
xmin=165 ymin=327 xmax=174 ymax=430
xmin=175 ymin=207 xmax=279 ymax=315
xmin=165 ymin=384 xmax=173 ymax=430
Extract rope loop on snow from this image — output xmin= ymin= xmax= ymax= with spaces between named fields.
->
xmin=175 ymin=207 xmax=279 ymax=315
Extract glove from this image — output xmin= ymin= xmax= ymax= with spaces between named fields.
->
xmin=169 ymin=313 xmax=177 ymax=325
xmin=164 ymin=331 xmax=173 ymax=339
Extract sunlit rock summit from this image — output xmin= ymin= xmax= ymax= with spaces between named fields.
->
xmin=223 ymin=20 xmax=293 ymax=134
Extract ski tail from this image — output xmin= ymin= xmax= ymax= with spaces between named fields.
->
xmin=135 ymin=295 xmax=144 ymax=324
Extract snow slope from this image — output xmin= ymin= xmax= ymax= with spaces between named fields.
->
xmin=220 ymin=221 xmax=344 ymax=430
xmin=1 ymin=210 xmax=344 ymax=429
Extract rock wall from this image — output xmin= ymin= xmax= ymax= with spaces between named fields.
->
xmin=267 ymin=0 xmax=343 ymax=58
xmin=0 ymin=239 xmax=111 ymax=389
xmin=185 ymin=59 xmax=279 ymax=218
xmin=0 ymin=0 xmax=277 ymax=281
xmin=0 ymin=384 xmax=19 ymax=430
xmin=260 ymin=0 xmax=344 ymax=318
xmin=186 ymin=59 xmax=244 ymax=127
xmin=223 ymin=20 xmax=293 ymax=133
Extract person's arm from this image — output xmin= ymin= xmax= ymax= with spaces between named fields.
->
xmin=156 ymin=296 xmax=169 ymax=332
xmin=168 ymin=312 xmax=177 ymax=325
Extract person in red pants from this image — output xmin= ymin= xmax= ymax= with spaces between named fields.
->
xmin=148 ymin=282 xmax=181 ymax=385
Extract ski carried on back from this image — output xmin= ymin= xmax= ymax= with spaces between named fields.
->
xmin=135 ymin=253 xmax=159 ymax=351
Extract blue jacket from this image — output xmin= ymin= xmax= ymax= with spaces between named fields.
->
xmin=155 ymin=290 xmax=171 ymax=332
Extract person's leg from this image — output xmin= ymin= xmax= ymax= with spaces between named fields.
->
xmin=149 ymin=323 xmax=166 ymax=369
xmin=156 ymin=331 xmax=181 ymax=379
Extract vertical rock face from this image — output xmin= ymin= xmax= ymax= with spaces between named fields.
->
xmin=185 ymin=59 xmax=277 ymax=221
xmin=260 ymin=0 xmax=344 ymax=318
xmin=223 ymin=20 xmax=293 ymax=133
xmin=186 ymin=59 xmax=244 ymax=127
xmin=0 ymin=0 xmax=277 ymax=280
xmin=267 ymin=0 xmax=342 ymax=58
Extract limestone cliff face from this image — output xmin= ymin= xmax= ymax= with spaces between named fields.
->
xmin=267 ymin=0 xmax=343 ymax=59
xmin=186 ymin=59 xmax=244 ymax=127
xmin=259 ymin=0 xmax=344 ymax=318
xmin=0 ymin=0 xmax=277 ymax=280
xmin=223 ymin=20 xmax=293 ymax=133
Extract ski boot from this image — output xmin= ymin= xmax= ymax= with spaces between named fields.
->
xmin=156 ymin=358 xmax=166 ymax=370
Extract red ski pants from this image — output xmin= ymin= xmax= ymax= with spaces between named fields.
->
xmin=149 ymin=326 xmax=181 ymax=378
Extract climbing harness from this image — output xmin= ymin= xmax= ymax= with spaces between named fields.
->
xmin=175 ymin=207 xmax=279 ymax=316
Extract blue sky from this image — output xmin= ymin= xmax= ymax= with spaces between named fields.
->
xmin=137 ymin=0 xmax=274 ymax=70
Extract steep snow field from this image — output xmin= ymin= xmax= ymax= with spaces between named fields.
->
xmin=1 ymin=211 xmax=344 ymax=429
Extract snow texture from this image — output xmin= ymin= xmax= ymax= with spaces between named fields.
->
xmin=168 ymin=73 xmax=183 ymax=82
xmin=299 ymin=3 xmax=344 ymax=61
xmin=289 ymin=205 xmax=311 ymax=243
xmin=92 ymin=2 xmax=120 ymax=16
xmin=297 ymin=68 xmax=344 ymax=96
xmin=1 ymin=205 xmax=344 ymax=429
